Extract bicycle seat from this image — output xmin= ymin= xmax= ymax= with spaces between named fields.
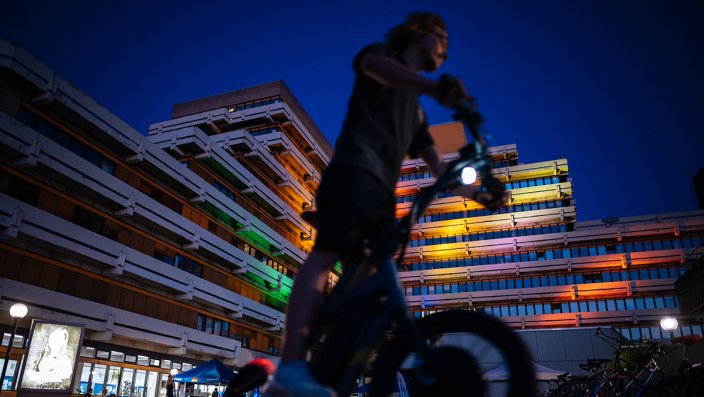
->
xmin=301 ymin=210 xmax=320 ymax=228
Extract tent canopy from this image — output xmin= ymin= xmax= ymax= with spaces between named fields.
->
xmin=173 ymin=359 xmax=235 ymax=385
xmin=484 ymin=363 xmax=567 ymax=381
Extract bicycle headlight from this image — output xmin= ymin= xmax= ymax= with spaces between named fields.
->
xmin=461 ymin=167 xmax=477 ymax=185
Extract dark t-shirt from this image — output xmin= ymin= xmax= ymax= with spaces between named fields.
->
xmin=328 ymin=43 xmax=434 ymax=192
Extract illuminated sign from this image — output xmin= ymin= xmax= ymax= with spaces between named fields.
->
xmin=18 ymin=321 xmax=85 ymax=392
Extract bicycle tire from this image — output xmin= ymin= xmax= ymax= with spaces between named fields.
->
xmin=368 ymin=310 xmax=537 ymax=397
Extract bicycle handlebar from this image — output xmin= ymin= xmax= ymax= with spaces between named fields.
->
xmin=395 ymin=100 xmax=492 ymax=259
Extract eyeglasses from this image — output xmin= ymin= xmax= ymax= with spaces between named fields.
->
xmin=426 ymin=29 xmax=449 ymax=43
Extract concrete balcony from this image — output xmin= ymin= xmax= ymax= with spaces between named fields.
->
xmin=0 ymin=196 xmax=286 ymax=326
xmin=409 ymin=205 xmax=577 ymax=238
xmin=149 ymin=100 xmax=330 ymax=169
xmin=248 ymin=129 xmax=321 ymax=186
xmin=405 ymin=279 xmax=676 ymax=309
xmin=0 ymin=278 xmax=278 ymax=366
xmin=395 ymin=158 xmax=569 ymax=195
xmin=399 ymin=249 xmax=689 ymax=284
xmin=401 ymin=215 xmax=703 ymax=262
xmin=396 ymin=181 xmax=573 ymax=218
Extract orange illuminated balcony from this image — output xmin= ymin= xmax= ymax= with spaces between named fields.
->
xmin=407 ymin=206 xmax=576 ymax=239
xmin=401 ymin=217 xmax=700 ymax=262
xmin=499 ymin=308 xmax=678 ymax=329
xmin=398 ymin=249 xmax=689 ymax=284
xmin=405 ymin=279 xmax=676 ymax=309
xmin=395 ymin=158 xmax=569 ymax=196
xmin=396 ymin=181 xmax=573 ymax=218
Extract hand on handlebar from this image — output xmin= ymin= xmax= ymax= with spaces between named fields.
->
xmin=434 ymin=74 xmax=470 ymax=108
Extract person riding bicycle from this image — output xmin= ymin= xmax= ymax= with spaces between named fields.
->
xmin=263 ymin=12 xmax=507 ymax=397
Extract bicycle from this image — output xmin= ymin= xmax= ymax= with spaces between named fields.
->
xmin=556 ymin=328 xmax=668 ymax=397
xmin=551 ymin=358 xmax=610 ymax=397
xmin=537 ymin=372 xmax=572 ymax=396
xmin=225 ymin=95 xmax=537 ymax=396
xmin=642 ymin=334 xmax=703 ymax=397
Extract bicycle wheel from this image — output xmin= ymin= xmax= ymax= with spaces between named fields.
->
xmin=368 ymin=309 xmax=537 ymax=397
xmin=404 ymin=345 xmax=486 ymax=396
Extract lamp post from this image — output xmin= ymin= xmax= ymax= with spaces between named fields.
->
xmin=660 ymin=316 xmax=679 ymax=340
xmin=0 ymin=303 xmax=28 ymax=391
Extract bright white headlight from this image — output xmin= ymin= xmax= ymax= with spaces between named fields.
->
xmin=461 ymin=167 xmax=477 ymax=185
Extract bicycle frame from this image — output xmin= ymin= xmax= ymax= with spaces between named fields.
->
xmin=307 ymin=103 xmax=496 ymax=395
xmin=591 ymin=328 xmax=664 ymax=397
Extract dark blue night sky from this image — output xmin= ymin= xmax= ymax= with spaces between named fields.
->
xmin=1 ymin=1 xmax=702 ymax=222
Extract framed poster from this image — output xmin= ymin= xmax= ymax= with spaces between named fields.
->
xmin=17 ymin=321 xmax=85 ymax=392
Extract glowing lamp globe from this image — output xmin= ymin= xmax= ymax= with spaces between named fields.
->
xmin=461 ymin=167 xmax=477 ymax=185
xmin=660 ymin=316 xmax=678 ymax=331
xmin=9 ymin=303 xmax=28 ymax=319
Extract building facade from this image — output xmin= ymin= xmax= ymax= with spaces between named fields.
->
xmin=396 ymin=122 xmax=703 ymax=374
xmin=0 ymin=39 xmax=702 ymax=397
xmin=0 ymin=41 xmax=330 ymax=397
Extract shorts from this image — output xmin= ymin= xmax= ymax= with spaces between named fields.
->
xmin=312 ymin=164 xmax=395 ymax=254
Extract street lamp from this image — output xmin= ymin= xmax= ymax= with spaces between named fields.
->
xmin=660 ymin=316 xmax=678 ymax=340
xmin=170 ymin=368 xmax=178 ymax=376
xmin=1 ymin=303 xmax=28 ymax=390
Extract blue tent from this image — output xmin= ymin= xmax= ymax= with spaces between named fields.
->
xmin=173 ymin=359 xmax=235 ymax=385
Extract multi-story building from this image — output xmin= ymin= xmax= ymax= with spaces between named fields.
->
xmin=395 ymin=122 xmax=703 ymax=373
xmin=0 ymin=40 xmax=330 ymax=397
xmin=0 ymin=39 xmax=701 ymax=397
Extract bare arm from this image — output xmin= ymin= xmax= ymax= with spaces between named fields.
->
xmin=359 ymin=53 xmax=440 ymax=96
xmin=359 ymin=53 xmax=469 ymax=106
xmin=417 ymin=145 xmax=446 ymax=179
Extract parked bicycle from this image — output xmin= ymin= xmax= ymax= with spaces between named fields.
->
xmin=225 ymin=99 xmax=537 ymax=396
xmin=556 ymin=328 xmax=676 ymax=397
xmin=643 ymin=334 xmax=703 ymax=397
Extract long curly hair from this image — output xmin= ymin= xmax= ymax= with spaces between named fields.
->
xmin=384 ymin=12 xmax=447 ymax=55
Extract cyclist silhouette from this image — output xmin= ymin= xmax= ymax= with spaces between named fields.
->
xmin=263 ymin=12 xmax=506 ymax=397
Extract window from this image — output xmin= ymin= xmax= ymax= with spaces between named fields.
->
xmin=2 ymin=174 xmax=40 ymax=205
xmin=72 ymin=206 xmax=106 ymax=235
xmin=154 ymin=251 xmax=175 ymax=266
xmin=664 ymin=296 xmax=676 ymax=308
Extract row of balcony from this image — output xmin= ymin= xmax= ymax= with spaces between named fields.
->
xmin=399 ymin=143 xmax=519 ymax=174
xmin=145 ymin=125 xmax=313 ymax=232
xmin=0 ymin=194 xmax=285 ymax=328
xmin=398 ymin=248 xmax=689 ymax=284
xmin=147 ymin=98 xmax=329 ymax=169
xmin=406 ymin=278 xmax=675 ymax=310
xmin=396 ymin=157 xmax=570 ymax=195
xmin=395 ymin=181 xmax=574 ymax=219
xmin=410 ymin=205 xmax=577 ymax=239
xmin=0 ymin=41 xmax=308 ymax=265
xmin=2 ymin=109 xmax=304 ymax=264
xmin=0 ymin=278 xmax=271 ymax=366
xmin=401 ymin=212 xmax=702 ymax=261
xmin=0 ymin=115 xmax=294 ymax=310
